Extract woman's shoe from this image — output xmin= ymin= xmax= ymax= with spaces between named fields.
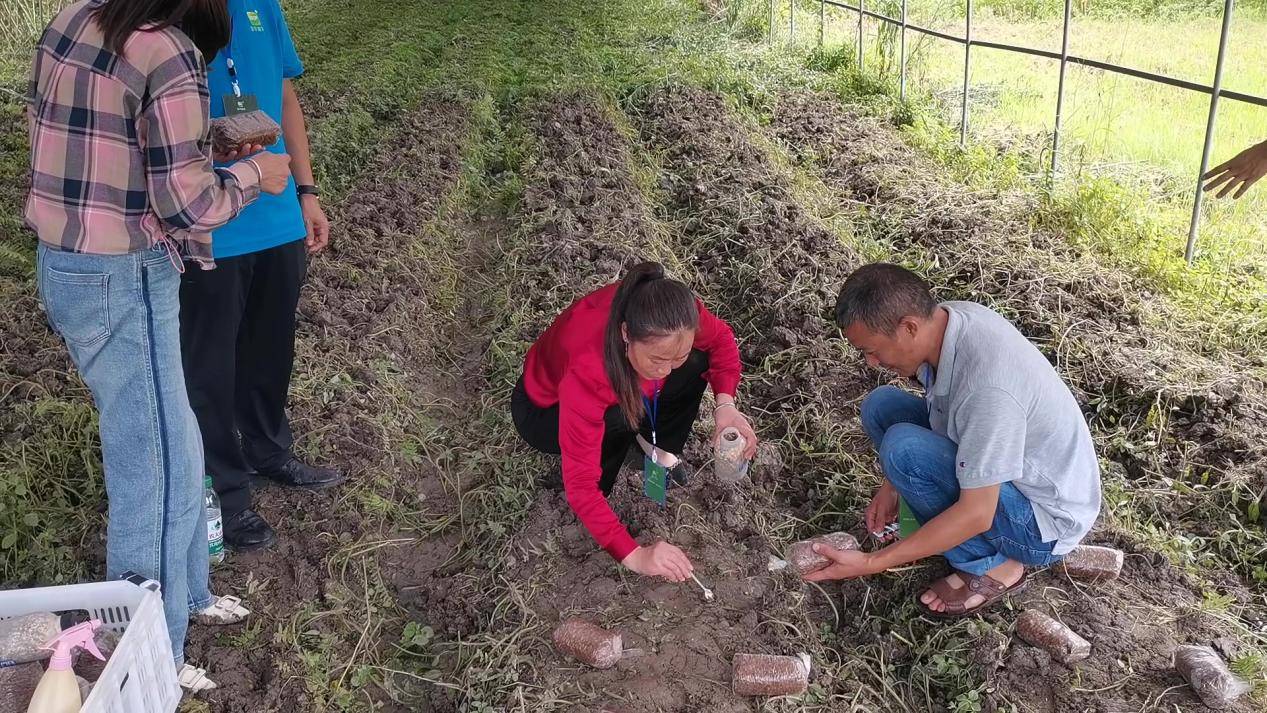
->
xmin=193 ymin=595 xmax=250 ymax=626
xmin=178 ymin=663 xmax=217 ymax=692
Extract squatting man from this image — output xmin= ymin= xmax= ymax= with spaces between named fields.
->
xmin=803 ymin=263 xmax=1102 ymax=618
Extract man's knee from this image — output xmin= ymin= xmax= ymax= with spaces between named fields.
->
xmin=862 ymin=385 xmax=906 ymax=419
xmin=878 ymin=422 xmax=938 ymax=487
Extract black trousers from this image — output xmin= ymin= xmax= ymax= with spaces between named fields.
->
xmin=179 ymin=239 xmax=307 ymax=519
xmin=511 ymin=350 xmax=710 ymax=496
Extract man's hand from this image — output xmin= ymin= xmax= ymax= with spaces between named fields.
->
xmin=1203 ymin=140 xmax=1267 ymax=199
xmin=865 ymin=479 xmax=899 ymax=536
xmin=712 ymin=399 xmax=758 ymax=460
xmin=302 ymin=195 xmax=330 ymax=253
xmin=802 ymin=544 xmax=881 ymax=582
xmin=214 ymin=143 xmax=265 ymax=164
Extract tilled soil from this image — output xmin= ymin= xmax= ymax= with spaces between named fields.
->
xmin=634 ymin=84 xmax=1263 ymax=712
xmin=478 ymin=93 xmax=799 ymax=712
xmin=634 ymin=84 xmax=876 ymax=503
xmin=767 ymin=92 xmax=1267 ymax=516
xmin=185 ymin=97 xmax=473 ymax=713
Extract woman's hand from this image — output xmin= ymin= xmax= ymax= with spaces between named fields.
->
xmin=712 ymin=397 xmax=758 ymax=460
xmin=213 ymin=142 xmax=265 ymax=164
xmin=621 ymin=540 xmax=694 ymax=582
xmin=249 ymin=152 xmax=293 ymax=195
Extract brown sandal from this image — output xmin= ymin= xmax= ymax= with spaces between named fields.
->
xmin=917 ymin=570 xmax=1028 ymax=619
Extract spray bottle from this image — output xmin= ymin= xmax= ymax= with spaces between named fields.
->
xmin=26 ymin=620 xmax=105 ymax=713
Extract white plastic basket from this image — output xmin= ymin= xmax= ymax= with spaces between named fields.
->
xmin=0 ymin=576 xmax=180 ymax=713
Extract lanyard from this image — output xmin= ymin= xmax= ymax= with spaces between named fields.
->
xmin=224 ymin=44 xmax=243 ymax=98
xmin=222 ymin=3 xmax=246 ymax=99
xmin=642 ymin=380 xmax=663 ymax=461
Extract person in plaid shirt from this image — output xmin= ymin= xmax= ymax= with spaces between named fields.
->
xmin=27 ymin=0 xmax=290 ymax=689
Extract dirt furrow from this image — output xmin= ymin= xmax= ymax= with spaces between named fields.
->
xmin=187 ymin=96 xmax=474 ymax=713
xmin=768 ymin=93 xmax=1267 ymax=519
xmin=637 ymin=83 xmax=1262 ymax=713
xmin=428 ymin=93 xmax=819 ymax=713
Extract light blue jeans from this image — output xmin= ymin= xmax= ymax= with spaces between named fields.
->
xmin=37 ymin=243 xmax=211 ymax=664
xmin=861 ymin=385 xmax=1060 ymax=576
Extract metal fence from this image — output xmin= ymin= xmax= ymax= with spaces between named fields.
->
xmin=773 ymin=0 xmax=1267 ymax=263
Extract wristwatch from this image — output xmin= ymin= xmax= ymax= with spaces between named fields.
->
xmin=296 ymin=184 xmax=320 ymax=198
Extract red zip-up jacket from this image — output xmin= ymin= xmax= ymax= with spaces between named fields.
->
xmin=522 ymin=283 xmax=742 ymax=561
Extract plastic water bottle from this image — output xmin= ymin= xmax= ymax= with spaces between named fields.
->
xmin=204 ymin=476 xmax=225 ymax=564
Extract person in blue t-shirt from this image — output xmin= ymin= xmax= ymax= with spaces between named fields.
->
xmin=179 ymin=0 xmax=343 ymax=552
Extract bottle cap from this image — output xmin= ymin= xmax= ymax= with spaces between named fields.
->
xmin=43 ymin=620 xmax=105 ymax=671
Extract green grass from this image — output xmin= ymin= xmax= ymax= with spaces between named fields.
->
xmin=793 ymin=0 xmax=1267 ymax=357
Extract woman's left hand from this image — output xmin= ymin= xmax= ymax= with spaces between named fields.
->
xmin=712 ymin=399 xmax=758 ymax=460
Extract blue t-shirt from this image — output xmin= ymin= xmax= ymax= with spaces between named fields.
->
xmin=206 ymin=0 xmax=306 ymax=259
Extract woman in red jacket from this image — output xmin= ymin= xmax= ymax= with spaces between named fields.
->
xmin=512 ymin=262 xmax=759 ymax=581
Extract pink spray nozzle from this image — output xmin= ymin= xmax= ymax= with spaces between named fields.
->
xmin=43 ymin=619 xmax=105 ymax=671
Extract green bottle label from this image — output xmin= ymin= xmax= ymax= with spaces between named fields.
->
xmin=898 ymin=497 xmax=920 ymax=538
xmin=208 ymin=517 xmax=224 ymax=554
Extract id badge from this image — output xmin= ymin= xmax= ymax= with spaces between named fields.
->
xmin=222 ymin=93 xmax=260 ymax=116
xmin=642 ymin=455 xmax=667 ymax=506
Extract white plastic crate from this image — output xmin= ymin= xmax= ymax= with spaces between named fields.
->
xmin=0 ymin=577 xmax=180 ymax=713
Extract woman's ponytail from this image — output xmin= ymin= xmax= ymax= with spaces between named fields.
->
xmin=603 ymin=262 xmax=699 ymax=426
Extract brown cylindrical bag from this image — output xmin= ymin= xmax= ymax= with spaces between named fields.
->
xmin=552 ymin=618 xmax=622 ymax=669
xmin=0 ymin=661 xmax=42 ymax=712
xmin=1015 ymin=610 xmax=1091 ymax=664
xmin=1054 ymin=545 xmax=1123 ymax=582
xmin=732 ymin=653 xmax=810 ymax=696
xmin=1173 ymin=645 xmax=1250 ymax=710
xmin=786 ymin=532 xmax=860 ymax=576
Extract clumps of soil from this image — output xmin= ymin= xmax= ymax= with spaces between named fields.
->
xmin=512 ymin=93 xmax=666 ymax=333
xmin=768 ymin=91 xmax=1267 ymax=544
xmin=490 ymin=92 xmax=814 ymax=712
xmin=633 ymin=84 xmax=876 ymax=501
xmin=504 ymin=465 xmax=804 ymax=712
xmin=185 ymin=97 xmax=474 ymax=713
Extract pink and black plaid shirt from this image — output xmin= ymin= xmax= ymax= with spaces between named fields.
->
xmin=25 ymin=0 xmax=261 ymax=269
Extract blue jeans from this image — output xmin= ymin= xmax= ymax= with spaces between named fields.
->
xmin=37 ymin=243 xmax=211 ymax=664
xmin=861 ymin=385 xmax=1059 ymax=576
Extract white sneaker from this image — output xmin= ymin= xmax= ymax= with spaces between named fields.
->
xmin=177 ymin=664 xmax=217 ymax=692
xmin=193 ymin=595 xmax=250 ymax=626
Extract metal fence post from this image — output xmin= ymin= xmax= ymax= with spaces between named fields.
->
xmin=790 ymin=0 xmax=796 ymax=41
xmin=900 ymin=0 xmax=908 ymax=101
xmin=769 ymin=0 xmax=775 ymax=44
xmin=1186 ymin=0 xmax=1236 ymax=264
xmin=820 ymin=0 xmax=825 ymax=46
xmin=960 ymin=0 xmax=972 ymax=145
xmin=857 ymin=0 xmax=864 ymax=70
xmin=1051 ymin=0 xmax=1072 ymax=178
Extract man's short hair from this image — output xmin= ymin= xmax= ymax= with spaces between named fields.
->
xmin=835 ymin=263 xmax=938 ymax=334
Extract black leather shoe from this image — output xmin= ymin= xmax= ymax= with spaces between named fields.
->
xmin=667 ymin=461 xmax=692 ymax=488
xmin=224 ymin=509 xmax=277 ymax=552
xmin=539 ymin=463 xmax=563 ymax=492
xmin=256 ymin=457 xmax=345 ymax=490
